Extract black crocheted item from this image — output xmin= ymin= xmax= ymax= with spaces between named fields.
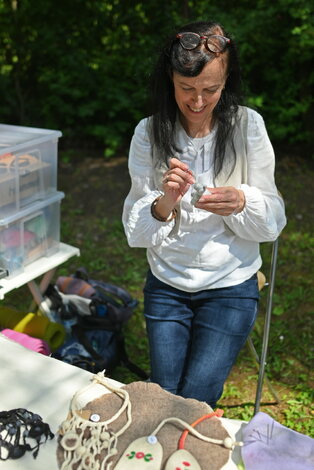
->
xmin=0 ymin=408 xmax=54 ymax=460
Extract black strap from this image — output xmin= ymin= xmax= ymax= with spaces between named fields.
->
xmin=115 ymin=333 xmax=149 ymax=380
xmin=73 ymin=324 xmax=108 ymax=365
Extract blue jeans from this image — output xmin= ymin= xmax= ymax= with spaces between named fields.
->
xmin=143 ymin=270 xmax=259 ymax=408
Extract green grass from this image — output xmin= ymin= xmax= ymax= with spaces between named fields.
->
xmin=1 ymin=152 xmax=313 ymax=438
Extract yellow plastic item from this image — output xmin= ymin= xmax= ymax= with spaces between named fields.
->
xmin=0 ymin=306 xmax=65 ymax=351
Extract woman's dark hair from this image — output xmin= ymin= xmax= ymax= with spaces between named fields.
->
xmin=149 ymin=21 xmax=242 ymax=178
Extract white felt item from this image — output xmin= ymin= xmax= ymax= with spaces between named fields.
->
xmin=164 ymin=448 xmax=202 ymax=470
xmin=151 ymin=417 xmax=233 ymax=448
xmin=59 ymin=412 xmax=121 ymax=470
xmin=114 ymin=436 xmax=163 ymax=470
xmin=58 ymin=373 xmax=132 ymax=470
xmin=191 ymin=183 xmax=207 ymax=205
xmin=0 ymin=335 xmax=244 ymax=470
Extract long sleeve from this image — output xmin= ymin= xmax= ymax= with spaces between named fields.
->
xmin=122 ymin=119 xmax=176 ymax=248
xmin=223 ymin=110 xmax=286 ymax=242
xmin=122 ymin=111 xmax=286 ymax=292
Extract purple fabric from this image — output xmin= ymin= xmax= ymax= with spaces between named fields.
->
xmin=241 ymin=411 xmax=314 ymax=470
xmin=1 ymin=329 xmax=51 ymax=355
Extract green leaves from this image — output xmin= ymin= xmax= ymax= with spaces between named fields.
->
xmin=0 ymin=0 xmax=313 ymax=154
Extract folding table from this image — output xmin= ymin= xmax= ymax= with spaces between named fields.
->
xmin=0 ymin=243 xmax=80 ymax=320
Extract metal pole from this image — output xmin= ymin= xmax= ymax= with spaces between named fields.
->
xmin=247 ymin=336 xmax=281 ymax=404
xmin=254 ymin=238 xmax=279 ymax=415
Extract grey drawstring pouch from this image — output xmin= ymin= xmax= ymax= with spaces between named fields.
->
xmin=241 ymin=411 xmax=314 ymax=470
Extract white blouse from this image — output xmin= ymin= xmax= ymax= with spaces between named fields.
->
xmin=122 ymin=108 xmax=286 ymax=292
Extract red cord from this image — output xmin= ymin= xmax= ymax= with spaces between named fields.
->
xmin=178 ymin=409 xmax=224 ymax=450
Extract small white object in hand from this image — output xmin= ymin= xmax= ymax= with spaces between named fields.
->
xmin=191 ymin=183 xmax=207 ymax=205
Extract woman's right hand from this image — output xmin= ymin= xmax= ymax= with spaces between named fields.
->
xmin=152 ymin=158 xmax=195 ymax=221
xmin=162 ymin=158 xmax=195 ymax=204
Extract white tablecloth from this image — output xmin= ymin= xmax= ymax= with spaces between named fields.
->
xmin=0 ymin=334 xmax=245 ymax=469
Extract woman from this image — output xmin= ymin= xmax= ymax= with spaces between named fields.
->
xmin=122 ymin=20 xmax=286 ymax=408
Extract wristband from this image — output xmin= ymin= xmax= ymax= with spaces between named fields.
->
xmin=151 ymin=196 xmax=177 ymax=222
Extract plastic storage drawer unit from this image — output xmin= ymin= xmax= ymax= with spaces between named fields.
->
xmin=0 ymin=191 xmax=64 ymax=278
xmin=0 ymin=124 xmax=62 ymax=219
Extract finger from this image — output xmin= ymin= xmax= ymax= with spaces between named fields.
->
xmin=206 ymin=187 xmax=238 ymax=200
xmin=169 ymin=158 xmax=194 ymax=177
xmin=195 ymin=203 xmax=235 ymax=216
xmin=199 ymin=189 xmax=237 ymax=204
xmin=195 ymin=200 xmax=238 ymax=215
xmin=204 ymin=188 xmax=245 ymax=213
xmin=163 ymin=179 xmax=190 ymax=196
xmin=169 ymin=157 xmax=188 ymax=169
xmin=163 ymin=168 xmax=195 ymax=186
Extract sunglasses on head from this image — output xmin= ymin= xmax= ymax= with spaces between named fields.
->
xmin=176 ymin=32 xmax=230 ymax=53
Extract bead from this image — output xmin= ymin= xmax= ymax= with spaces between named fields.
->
xmin=100 ymin=431 xmax=111 ymax=441
xmin=147 ymin=435 xmax=158 ymax=445
xmin=10 ymin=444 xmax=26 ymax=459
xmin=8 ymin=426 xmax=17 ymax=435
xmin=91 ymin=429 xmax=100 ymax=438
xmin=75 ymin=445 xmax=86 ymax=457
xmin=90 ymin=414 xmax=100 ymax=422
xmin=82 ymin=455 xmax=95 ymax=470
xmin=61 ymin=421 xmax=71 ymax=432
xmin=223 ymin=437 xmax=234 ymax=449
xmin=60 ymin=432 xmax=80 ymax=451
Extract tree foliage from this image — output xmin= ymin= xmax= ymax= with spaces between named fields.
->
xmin=0 ymin=0 xmax=313 ymax=155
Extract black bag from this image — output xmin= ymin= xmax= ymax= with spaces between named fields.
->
xmin=49 ymin=268 xmax=148 ymax=379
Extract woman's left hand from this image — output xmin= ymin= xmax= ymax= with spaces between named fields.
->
xmin=195 ymin=186 xmax=246 ymax=216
